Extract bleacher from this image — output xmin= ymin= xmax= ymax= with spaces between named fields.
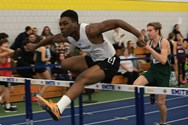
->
xmin=9 ymin=84 xmax=67 ymax=102
xmin=111 ymin=47 xmax=151 ymax=85
xmin=6 ymin=47 xmax=151 ymax=103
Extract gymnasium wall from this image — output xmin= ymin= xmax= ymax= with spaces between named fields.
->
xmin=0 ymin=0 xmax=188 ymax=45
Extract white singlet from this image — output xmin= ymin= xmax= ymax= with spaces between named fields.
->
xmin=67 ymin=23 xmax=115 ymax=62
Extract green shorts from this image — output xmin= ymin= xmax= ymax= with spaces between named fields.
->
xmin=142 ymin=68 xmax=170 ymax=87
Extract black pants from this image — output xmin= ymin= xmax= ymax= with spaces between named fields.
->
xmin=123 ymin=71 xmax=139 ymax=85
xmin=113 ymin=43 xmax=124 ymax=49
xmin=178 ymin=62 xmax=186 ymax=80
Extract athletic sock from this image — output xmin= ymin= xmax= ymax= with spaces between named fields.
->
xmin=56 ymin=95 xmax=71 ymax=114
xmin=0 ymin=96 xmax=2 ymax=102
xmin=5 ymin=103 xmax=11 ymax=109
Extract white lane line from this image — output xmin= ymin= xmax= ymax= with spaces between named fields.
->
xmin=4 ymin=96 xmax=188 ymax=125
xmin=167 ymin=117 xmax=188 ymax=124
xmin=84 ymin=104 xmax=188 ymax=125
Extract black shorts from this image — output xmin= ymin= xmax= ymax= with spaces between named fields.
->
xmin=85 ymin=55 xmax=120 ymax=83
xmin=17 ymin=69 xmax=36 ymax=78
xmin=0 ymin=81 xmax=12 ymax=87
xmin=171 ymin=56 xmax=175 ymax=64
xmin=35 ymin=68 xmax=47 ymax=74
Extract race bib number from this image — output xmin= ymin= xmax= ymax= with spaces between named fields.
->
xmin=107 ymin=57 xmax=116 ymax=65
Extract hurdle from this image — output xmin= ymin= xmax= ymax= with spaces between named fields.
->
xmin=1 ymin=76 xmax=188 ymax=125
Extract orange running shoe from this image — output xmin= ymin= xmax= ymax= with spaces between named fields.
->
xmin=36 ymin=95 xmax=61 ymax=121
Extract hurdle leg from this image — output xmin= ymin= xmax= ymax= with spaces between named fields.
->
xmin=135 ymin=87 xmax=145 ymax=125
xmin=70 ymin=83 xmax=76 ymax=125
xmin=25 ymin=79 xmax=33 ymax=125
xmin=79 ymin=94 xmax=83 ymax=125
xmin=139 ymin=87 xmax=145 ymax=125
xmin=135 ymin=87 xmax=140 ymax=125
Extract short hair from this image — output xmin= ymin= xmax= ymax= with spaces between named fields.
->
xmin=60 ymin=10 xmax=79 ymax=22
xmin=0 ymin=38 xmax=8 ymax=46
xmin=25 ymin=26 xmax=32 ymax=32
xmin=0 ymin=33 xmax=9 ymax=40
xmin=147 ymin=22 xmax=162 ymax=36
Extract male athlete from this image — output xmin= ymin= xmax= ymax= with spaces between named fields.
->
xmin=28 ymin=10 xmax=145 ymax=120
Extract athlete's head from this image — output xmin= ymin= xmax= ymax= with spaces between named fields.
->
xmin=60 ymin=10 xmax=78 ymax=22
xmin=59 ymin=10 xmax=79 ymax=37
xmin=147 ymin=22 xmax=162 ymax=40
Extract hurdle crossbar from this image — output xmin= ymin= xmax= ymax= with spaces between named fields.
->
xmin=1 ymin=76 xmax=188 ymax=125
xmin=1 ymin=76 xmax=188 ymax=96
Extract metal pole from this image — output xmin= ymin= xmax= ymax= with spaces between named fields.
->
xmin=25 ymin=79 xmax=33 ymax=125
xmin=139 ymin=87 xmax=145 ymax=125
xmin=135 ymin=87 xmax=140 ymax=125
xmin=70 ymin=83 xmax=75 ymax=125
xmin=79 ymin=94 xmax=83 ymax=125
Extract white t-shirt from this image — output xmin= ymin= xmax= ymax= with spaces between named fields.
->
xmin=118 ymin=55 xmax=134 ymax=74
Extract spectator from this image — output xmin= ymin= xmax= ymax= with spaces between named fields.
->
xmin=41 ymin=26 xmax=54 ymax=38
xmin=127 ymin=40 xmax=140 ymax=70
xmin=172 ymin=24 xmax=181 ymax=41
xmin=28 ymin=33 xmax=38 ymax=44
xmin=0 ymin=33 xmax=9 ymax=40
xmin=118 ymin=48 xmax=139 ymax=85
xmin=33 ymin=39 xmax=52 ymax=96
xmin=185 ymin=32 xmax=188 ymax=42
xmin=12 ymin=33 xmax=37 ymax=60
xmin=16 ymin=41 xmax=36 ymax=78
xmin=174 ymin=32 xmax=187 ymax=84
xmin=11 ymin=26 xmax=33 ymax=50
xmin=127 ymin=40 xmax=135 ymax=55
xmin=0 ymin=38 xmax=17 ymax=112
xmin=167 ymin=32 xmax=178 ymax=85
xmin=40 ymin=26 xmax=54 ymax=52
xmin=141 ymin=29 xmax=149 ymax=42
xmin=112 ymin=27 xmax=125 ymax=49
xmin=33 ymin=27 xmax=40 ymax=41
xmin=185 ymin=33 xmax=188 ymax=57
xmin=52 ymin=55 xmax=70 ymax=80
xmin=51 ymin=42 xmax=70 ymax=80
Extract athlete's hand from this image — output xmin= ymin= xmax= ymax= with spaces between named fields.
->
xmin=137 ymin=34 xmax=146 ymax=47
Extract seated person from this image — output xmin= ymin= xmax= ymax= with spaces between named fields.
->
xmin=16 ymin=42 xmax=36 ymax=78
xmin=127 ymin=40 xmax=141 ymax=70
xmin=50 ymin=42 xmax=70 ymax=80
xmin=118 ymin=48 xmax=139 ymax=85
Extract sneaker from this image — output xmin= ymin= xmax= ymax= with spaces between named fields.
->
xmin=10 ymin=104 xmax=17 ymax=108
xmin=4 ymin=107 xmax=18 ymax=113
xmin=36 ymin=95 xmax=61 ymax=121
xmin=1 ymin=103 xmax=17 ymax=108
xmin=150 ymin=94 xmax=155 ymax=105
